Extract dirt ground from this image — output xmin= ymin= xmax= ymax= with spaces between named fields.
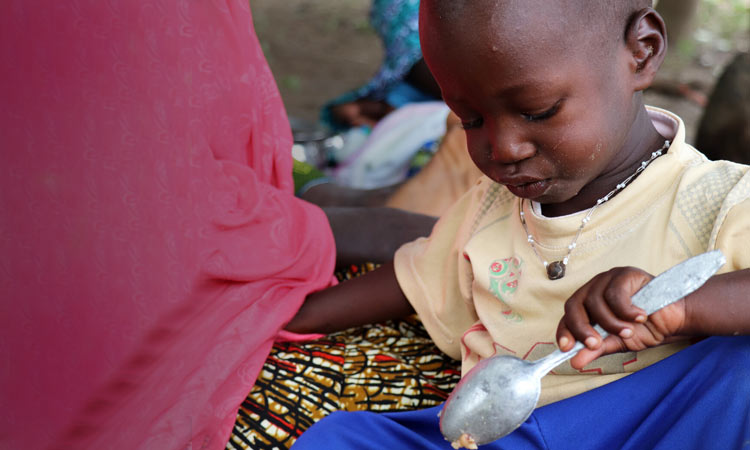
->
xmin=250 ymin=0 xmax=747 ymax=144
xmin=251 ymin=0 xmax=380 ymax=123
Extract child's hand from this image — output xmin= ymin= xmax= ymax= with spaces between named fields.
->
xmin=556 ymin=266 xmax=688 ymax=369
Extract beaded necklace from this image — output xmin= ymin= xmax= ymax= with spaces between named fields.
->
xmin=519 ymin=140 xmax=670 ymax=280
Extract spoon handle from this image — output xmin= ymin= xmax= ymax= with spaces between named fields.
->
xmin=531 ymin=342 xmax=585 ymax=376
xmin=629 ymin=249 xmax=725 ymax=315
xmin=533 ymin=250 xmax=726 ymax=377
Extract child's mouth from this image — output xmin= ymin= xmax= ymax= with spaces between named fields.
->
xmin=504 ymin=179 xmax=550 ymax=199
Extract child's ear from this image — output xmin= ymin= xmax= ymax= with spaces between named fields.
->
xmin=625 ymin=8 xmax=667 ymax=91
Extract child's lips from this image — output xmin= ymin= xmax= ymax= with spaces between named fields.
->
xmin=504 ymin=178 xmax=551 ymax=198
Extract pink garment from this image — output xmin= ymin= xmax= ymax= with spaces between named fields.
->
xmin=0 ymin=1 xmax=335 ymax=449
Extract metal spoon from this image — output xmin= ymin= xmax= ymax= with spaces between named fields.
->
xmin=440 ymin=250 xmax=726 ymax=448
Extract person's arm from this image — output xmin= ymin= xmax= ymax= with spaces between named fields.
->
xmin=680 ymin=269 xmax=750 ymax=335
xmin=324 ymin=206 xmax=437 ymax=266
xmin=556 ymin=267 xmax=750 ymax=369
xmin=285 ymin=261 xmax=415 ymax=335
xmin=300 ymin=182 xmax=400 ymax=208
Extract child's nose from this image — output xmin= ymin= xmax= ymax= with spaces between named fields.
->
xmin=487 ymin=124 xmax=535 ymax=164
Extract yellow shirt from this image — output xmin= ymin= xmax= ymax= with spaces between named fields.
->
xmin=394 ymin=107 xmax=750 ymax=406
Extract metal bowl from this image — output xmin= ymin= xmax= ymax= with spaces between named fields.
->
xmin=289 ymin=117 xmax=343 ymax=169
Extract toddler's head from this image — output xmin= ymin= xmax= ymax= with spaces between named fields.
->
xmin=419 ymin=0 xmax=668 ymax=217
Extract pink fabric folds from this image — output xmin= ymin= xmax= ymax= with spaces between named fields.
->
xmin=0 ymin=1 xmax=335 ymax=449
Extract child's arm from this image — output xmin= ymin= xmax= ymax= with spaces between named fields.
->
xmin=285 ymin=261 xmax=415 ymax=335
xmin=556 ymin=267 xmax=750 ymax=369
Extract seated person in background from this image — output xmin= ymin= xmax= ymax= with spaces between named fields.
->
xmin=329 ymin=58 xmax=441 ymax=129
xmin=324 ymin=0 xmax=441 ymax=130
xmin=299 ymin=111 xmax=483 ymax=218
xmin=695 ymin=52 xmax=750 ymax=165
xmin=286 ymin=0 xmax=750 ymax=448
xmin=297 ymin=1 xmax=481 ymax=214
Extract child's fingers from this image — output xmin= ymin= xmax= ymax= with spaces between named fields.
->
xmin=561 ymin=267 xmax=653 ymax=349
xmin=569 ymin=336 xmax=626 ymax=369
xmin=584 ymin=268 xmax=651 ymax=336
xmin=601 ymin=269 xmax=652 ymax=322
xmin=561 ymin=278 xmax=606 ymax=349
xmin=569 ymin=346 xmax=603 ymax=369
xmin=556 ymin=320 xmax=576 ymax=351
xmin=583 ymin=291 xmax=639 ymax=339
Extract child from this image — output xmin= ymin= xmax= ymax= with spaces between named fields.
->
xmin=286 ymin=0 xmax=750 ymax=448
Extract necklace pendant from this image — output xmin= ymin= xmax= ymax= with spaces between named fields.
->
xmin=546 ymin=261 xmax=566 ymax=280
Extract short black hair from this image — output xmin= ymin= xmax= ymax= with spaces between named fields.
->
xmin=421 ymin=0 xmax=653 ymax=52
xmin=583 ymin=0 xmax=653 ymax=42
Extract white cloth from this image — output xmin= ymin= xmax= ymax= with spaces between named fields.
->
xmin=332 ymin=102 xmax=451 ymax=189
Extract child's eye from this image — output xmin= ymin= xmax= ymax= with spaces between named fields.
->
xmin=522 ymin=100 xmax=562 ymax=122
xmin=461 ymin=117 xmax=484 ymax=130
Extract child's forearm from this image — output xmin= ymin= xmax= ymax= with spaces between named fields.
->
xmin=285 ymin=261 xmax=415 ymax=335
xmin=681 ymin=268 xmax=750 ymax=336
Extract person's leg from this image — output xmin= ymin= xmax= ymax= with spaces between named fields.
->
xmin=293 ymin=336 xmax=750 ymax=449
xmin=533 ymin=336 xmax=750 ymax=450
xmin=292 ymin=405 xmax=549 ymax=449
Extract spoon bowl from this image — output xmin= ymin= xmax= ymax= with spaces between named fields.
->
xmin=440 ymin=356 xmax=540 ymax=445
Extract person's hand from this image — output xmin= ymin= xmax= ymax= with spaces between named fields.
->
xmin=330 ymin=100 xmax=393 ymax=128
xmin=556 ymin=266 xmax=688 ymax=369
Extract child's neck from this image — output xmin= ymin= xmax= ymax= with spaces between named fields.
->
xmin=541 ymin=103 xmax=666 ymax=218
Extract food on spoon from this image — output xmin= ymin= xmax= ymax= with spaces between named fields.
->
xmin=451 ymin=433 xmax=478 ymax=449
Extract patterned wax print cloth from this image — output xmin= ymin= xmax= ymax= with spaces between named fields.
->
xmin=227 ymin=264 xmax=461 ymax=450
xmin=228 ymin=317 xmax=461 ymax=450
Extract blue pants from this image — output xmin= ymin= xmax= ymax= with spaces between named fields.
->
xmin=293 ymin=336 xmax=750 ymax=449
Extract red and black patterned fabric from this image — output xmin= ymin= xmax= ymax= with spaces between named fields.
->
xmin=227 ymin=265 xmax=460 ymax=450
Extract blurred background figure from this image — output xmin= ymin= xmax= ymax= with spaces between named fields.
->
xmin=695 ymin=52 xmax=750 ymax=164
xmin=323 ymin=0 xmax=440 ymax=130
xmin=288 ymin=0 xmax=453 ymax=198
